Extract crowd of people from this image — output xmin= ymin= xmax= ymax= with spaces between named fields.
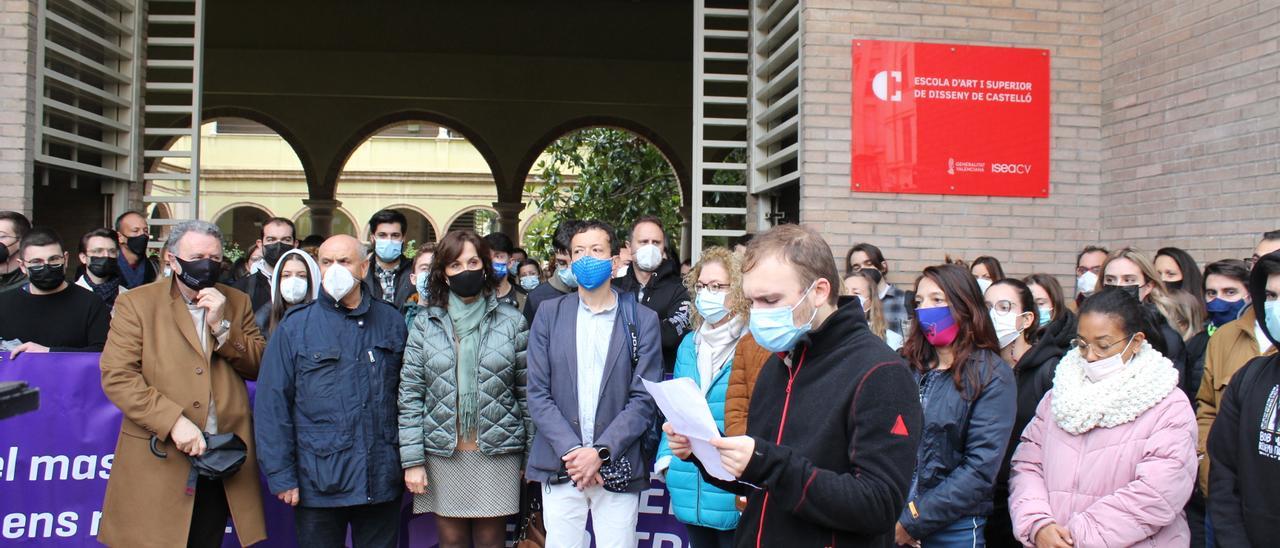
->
xmin=1 ymin=205 xmax=1279 ymax=548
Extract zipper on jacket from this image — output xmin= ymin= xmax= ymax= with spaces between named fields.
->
xmin=756 ymin=347 xmax=808 ymax=548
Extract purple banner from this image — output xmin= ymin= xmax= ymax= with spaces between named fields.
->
xmin=0 ymin=353 xmax=692 ymax=546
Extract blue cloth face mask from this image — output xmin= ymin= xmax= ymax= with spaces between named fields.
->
xmin=557 ymin=265 xmax=578 ymax=289
xmin=493 ymin=261 xmax=509 ymax=279
xmin=1206 ymin=298 xmax=1248 ymax=328
xmin=749 ymin=282 xmax=818 ymax=353
xmin=414 ymin=272 xmax=430 ymax=302
xmin=696 ymin=289 xmax=730 ymax=325
xmin=374 ymin=239 xmax=403 ymax=262
xmin=1266 ymin=300 xmax=1280 ymax=344
xmin=571 ymin=255 xmax=614 ymax=290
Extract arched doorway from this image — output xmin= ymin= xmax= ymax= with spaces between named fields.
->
xmin=446 ymin=207 xmax=498 ymax=236
xmin=212 ymin=203 xmax=273 ymax=258
xmin=519 ymin=125 xmax=684 ymax=261
xmin=333 ymin=118 xmax=501 ymax=246
xmin=293 ymin=208 xmax=358 ymax=239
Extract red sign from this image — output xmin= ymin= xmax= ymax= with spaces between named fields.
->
xmin=851 ymin=40 xmax=1050 ymax=197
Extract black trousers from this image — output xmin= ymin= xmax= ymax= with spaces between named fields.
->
xmin=684 ymin=524 xmax=735 ymax=548
xmin=294 ymin=499 xmax=401 ymax=548
xmin=187 ymin=477 xmax=230 ymax=548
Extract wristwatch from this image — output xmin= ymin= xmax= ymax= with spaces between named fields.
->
xmin=594 ymin=445 xmax=612 ymax=465
xmin=212 ymin=319 xmax=231 ymax=338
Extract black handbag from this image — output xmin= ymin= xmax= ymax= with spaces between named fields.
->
xmin=151 ymin=432 xmax=248 ymax=495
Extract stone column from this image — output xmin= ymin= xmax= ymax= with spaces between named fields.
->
xmin=302 ymin=198 xmax=341 ymax=237
xmin=491 ymin=200 xmax=525 ymax=242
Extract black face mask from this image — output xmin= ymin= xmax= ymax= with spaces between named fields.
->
xmin=1165 ymin=280 xmax=1183 ymax=292
xmin=0 ymin=243 xmax=9 ymax=264
xmin=124 ymin=234 xmax=149 ymax=256
xmin=1104 ymin=283 xmax=1142 ymax=301
xmin=88 ymin=256 xmax=119 ymax=279
xmin=262 ymin=242 xmax=292 ymax=267
xmin=175 ymin=256 xmax=222 ymax=291
xmin=447 ymin=268 xmax=486 ymax=298
xmin=27 ymin=264 xmax=66 ymax=291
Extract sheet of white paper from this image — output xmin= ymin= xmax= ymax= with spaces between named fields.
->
xmin=643 ymin=377 xmax=736 ymax=482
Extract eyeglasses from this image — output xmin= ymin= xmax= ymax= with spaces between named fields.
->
xmin=1068 ymin=337 xmax=1129 ymax=358
xmin=1075 ymin=265 xmax=1102 ymax=276
xmin=695 ymin=282 xmax=730 ymax=293
xmin=23 ymin=257 xmax=66 ymax=268
xmin=987 ymin=300 xmax=1016 ymax=314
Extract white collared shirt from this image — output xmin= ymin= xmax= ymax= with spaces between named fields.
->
xmin=575 ymin=295 xmax=618 ymax=447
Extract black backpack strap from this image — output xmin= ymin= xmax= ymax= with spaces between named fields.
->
xmin=618 ymin=292 xmax=639 ymax=370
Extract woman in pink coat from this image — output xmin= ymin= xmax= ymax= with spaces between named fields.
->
xmin=1009 ymin=287 xmax=1198 ymax=547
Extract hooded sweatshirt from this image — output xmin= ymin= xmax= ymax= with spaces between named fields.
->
xmin=1207 ymin=250 xmax=1280 ymax=546
xmin=615 ymin=257 xmax=692 ymax=374
xmin=253 ymin=249 xmax=320 ymax=338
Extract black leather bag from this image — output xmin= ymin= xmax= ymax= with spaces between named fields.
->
xmin=151 ymin=432 xmax=247 ymax=495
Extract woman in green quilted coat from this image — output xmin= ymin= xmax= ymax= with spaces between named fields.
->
xmin=398 ymin=229 xmax=530 ymax=548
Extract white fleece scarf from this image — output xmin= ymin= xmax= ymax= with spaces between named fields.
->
xmin=1051 ymin=341 xmax=1178 ymax=435
xmin=695 ymin=316 xmax=745 ymax=395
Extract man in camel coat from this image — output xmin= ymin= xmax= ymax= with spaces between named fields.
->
xmin=98 ymin=220 xmax=267 ymax=547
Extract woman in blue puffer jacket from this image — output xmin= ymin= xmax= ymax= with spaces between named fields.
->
xmin=655 ymin=246 xmax=747 ymax=548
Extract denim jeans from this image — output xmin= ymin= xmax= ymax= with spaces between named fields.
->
xmin=293 ymin=499 xmax=400 ymax=548
xmin=922 ymin=516 xmax=987 ymax=548
xmin=684 ymin=524 xmax=735 ymax=548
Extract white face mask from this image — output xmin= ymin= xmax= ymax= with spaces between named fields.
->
xmin=990 ymin=309 xmax=1027 ymax=349
xmin=976 ymin=277 xmax=993 ymax=295
xmin=634 ymin=244 xmax=663 ymax=272
xmin=614 ymin=264 xmax=629 ymax=279
xmin=279 ymin=276 xmax=308 ymax=305
xmin=322 ymin=263 xmax=357 ymax=302
xmin=1077 ymin=271 xmax=1099 ymax=295
xmin=1081 ymin=336 xmax=1135 ymax=382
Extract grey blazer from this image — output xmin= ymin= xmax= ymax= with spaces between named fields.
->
xmin=525 ymin=289 xmax=663 ymax=492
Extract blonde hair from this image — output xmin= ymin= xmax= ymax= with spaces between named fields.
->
xmin=1099 ymin=248 xmax=1190 ymax=339
xmin=844 ymin=271 xmax=888 ymax=341
xmin=685 ymin=246 xmax=749 ymax=331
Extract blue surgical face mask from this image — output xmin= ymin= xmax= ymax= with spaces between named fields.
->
xmin=1265 ymin=300 xmax=1280 ymax=344
xmin=1206 ymin=298 xmax=1248 ymax=328
xmin=374 ymin=239 xmax=403 ymax=262
xmin=557 ymin=265 xmax=578 ymax=289
xmin=696 ymin=289 xmax=730 ymax=325
xmin=571 ymin=255 xmax=613 ymax=290
xmin=1038 ymin=307 xmax=1053 ymax=326
xmin=493 ymin=261 xmax=509 ymax=279
xmin=749 ymin=282 xmax=818 ymax=353
xmin=519 ymin=275 xmax=540 ymax=292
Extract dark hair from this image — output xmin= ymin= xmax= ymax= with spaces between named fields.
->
xmin=113 ymin=210 xmax=145 ymax=232
xmin=902 ymin=264 xmax=1002 ymax=400
xmin=367 ymin=209 xmax=408 ymax=236
xmin=1079 ymin=286 xmax=1169 ymax=357
xmin=1262 ymin=230 xmax=1280 ymax=242
xmin=846 ymin=242 xmax=887 ymax=277
xmin=992 ymin=278 xmax=1040 ymax=346
xmin=1203 ymin=259 xmax=1250 ymax=288
xmin=971 ymin=256 xmax=1005 ymax=281
xmin=1076 ymin=245 xmax=1109 ymax=267
xmin=19 ymin=227 xmax=63 ymax=258
xmin=520 ymin=257 xmax=543 ymax=280
xmin=483 ymin=232 xmax=515 ymax=255
xmin=301 ymin=234 xmax=324 ymax=248
xmin=628 ymin=215 xmax=666 ymax=242
xmin=552 ymin=220 xmax=581 ymax=253
xmin=428 ymin=230 xmax=498 ymax=308
xmin=261 ymin=217 xmax=296 ymax=239
xmin=268 ymin=254 xmax=315 ymax=335
xmin=415 ymin=241 xmax=436 ymax=259
xmin=513 ymin=247 xmax=528 ymax=258
xmin=0 ymin=211 xmax=32 ymax=240
xmin=1156 ymin=247 xmax=1203 ymax=297
xmin=572 ymin=220 xmax=620 ymax=255
xmin=79 ymin=228 xmax=119 ymax=255
xmin=1024 ymin=273 xmax=1067 ymax=325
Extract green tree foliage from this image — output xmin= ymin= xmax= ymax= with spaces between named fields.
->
xmin=523 ymin=128 xmax=681 ymax=260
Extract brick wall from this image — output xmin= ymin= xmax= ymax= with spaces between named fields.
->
xmin=0 ymin=0 xmax=35 ymax=216
xmin=799 ymin=0 xmax=1106 ymax=289
xmin=1101 ymin=0 xmax=1279 ymax=264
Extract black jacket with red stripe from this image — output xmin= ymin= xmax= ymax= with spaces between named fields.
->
xmin=695 ymin=296 xmax=923 ymax=547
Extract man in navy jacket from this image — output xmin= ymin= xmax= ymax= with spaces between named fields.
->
xmin=526 ymin=220 xmax=662 ymax=548
xmin=255 ymin=235 xmax=407 ymax=548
